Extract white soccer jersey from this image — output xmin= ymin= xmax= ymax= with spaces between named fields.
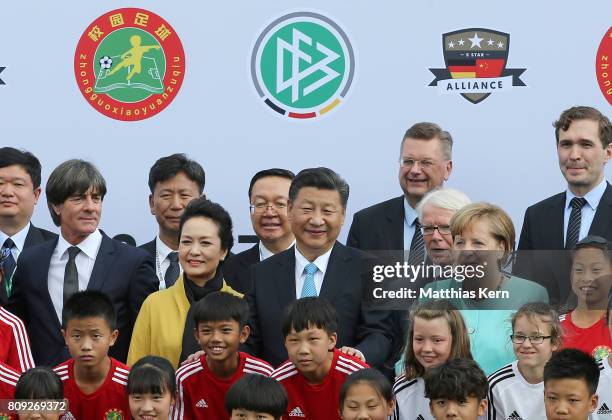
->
xmin=592 ymin=357 xmax=612 ymax=419
xmin=487 ymin=361 xmax=546 ymax=420
xmin=392 ymin=375 xmax=434 ymax=420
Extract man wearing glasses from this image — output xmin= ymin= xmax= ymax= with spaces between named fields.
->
xmin=223 ymin=169 xmax=295 ymax=294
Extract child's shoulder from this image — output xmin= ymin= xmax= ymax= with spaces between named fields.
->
xmin=53 ymin=359 xmax=73 ymax=381
xmin=110 ymin=358 xmax=129 ymax=386
xmin=0 ymin=362 xmax=20 ymax=386
xmin=242 ymin=352 xmax=274 ymax=376
xmin=392 ymin=373 xmax=421 ymax=396
xmin=334 ymin=351 xmax=368 ymax=375
xmin=175 ymin=356 xmax=206 ymax=384
xmin=487 ymin=362 xmax=516 ymax=388
xmin=271 ymin=360 xmax=299 ymax=382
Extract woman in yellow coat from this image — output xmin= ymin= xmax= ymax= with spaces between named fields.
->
xmin=128 ymin=197 xmax=242 ymax=368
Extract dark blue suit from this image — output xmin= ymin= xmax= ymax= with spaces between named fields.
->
xmin=9 ymin=232 xmax=158 ymax=366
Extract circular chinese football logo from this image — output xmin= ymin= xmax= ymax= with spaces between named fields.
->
xmin=251 ymin=11 xmax=355 ymax=119
xmin=75 ymin=8 xmax=185 ymax=121
xmin=596 ymin=26 xmax=612 ymax=106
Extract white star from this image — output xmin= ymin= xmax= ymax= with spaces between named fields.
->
xmin=448 ymin=41 xmax=455 ymax=48
xmin=458 ymin=38 xmax=465 ymax=46
xmin=497 ymin=41 xmax=504 ymax=48
xmin=487 ymin=38 xmax=494 ymax=46
xmin=469 ymin=32 xmax=483 ymax=48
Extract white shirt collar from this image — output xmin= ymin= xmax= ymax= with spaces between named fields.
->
xmin=0 ymin=223 xmax=30 ymax=252
xmin=156 ymin=235 xmax=176 ymax=261
xmin=404 ymin=197 xmax=418 ymax=225
xmin=565 ymin=178 xmax=608 ymax=211
xmin=57 ymin=229 xmax=102 ymax=260
xmin=259 ymin=240 xmax=295 ymax=261
xmin=294 ymin=244 xmax=333 ymax=277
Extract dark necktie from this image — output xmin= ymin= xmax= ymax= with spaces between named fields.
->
xmin=408 ymin=220 xmax=425 ymax=266
xmin=566 ymin=197 xmax=587 ymax=250
xmin=63 ymin=246 xmax=81 ymax=304
xmin=165 ymin=251 xmax=180 ymax=287
xmin=1 ymin=238 xmax=16 ymax=297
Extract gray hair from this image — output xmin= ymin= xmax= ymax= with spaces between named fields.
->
xmin=46 ymin=159 xmax=107 ymax=226
xmin=400 ymin=122 xmax=453 ymax=161
xmin=416 ymin=188 xmax=471 ymax=220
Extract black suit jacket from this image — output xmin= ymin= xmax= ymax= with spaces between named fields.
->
xmin=222 ymin=244 xmax=259 ymax=294
xmin=243 ymin=242 xmax=392 ymax=368
xmin=0 ymin=224 xmax=57 ymax=305
xmin=347 ymin=196 xmax=404 ymax=251
xmin=139 ymin=239 xmax=156 ymax=257
xmin=516 ymin=182 xmax=612 ymax=304
xmin=9 ymin=233 xmax=158 ymax=366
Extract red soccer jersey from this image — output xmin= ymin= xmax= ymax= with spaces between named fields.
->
xmin=54 ymin=357 xmax=130 ymax=420
xmin=172 ymin=352 xmax=274 ymax=420
xmin=560 ymin=312 xmax=612 ymax=362
xmin=0 ymin=361 xmax=19 ymax=399
xmin=272 ymin=349 xmax=368 ymax=420
xmin=0 ymin=307 xmax=34 ymax=373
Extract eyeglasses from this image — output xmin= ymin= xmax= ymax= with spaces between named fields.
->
xmin=249 ymin=202 xmax=288 ymax=214
xmin=399 ymin=158 xmax=436 ymax=169
xmin=421 ymin=225 xmax=451 ymax=236
xmin=510 ymin=334 xmax=552 ymax=344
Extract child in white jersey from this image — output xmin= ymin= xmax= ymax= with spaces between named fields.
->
xmin=487 ymin=302 xmax=562 ymax=420
xmin=392 ymin=300 xmax=472 ymax=420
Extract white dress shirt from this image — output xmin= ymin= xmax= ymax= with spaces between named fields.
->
xmin=155 ymin=236 xmax=182 ymax=289
xmin=563 ymin=179 xmax=607 ymax=246
xmin=0 ymin=223 xmax=30 ymax=262
xmin=294 ymin=245 xmax=333 ymax=298
xmin=259 ymin=240 xmax=295 ymax=261
xmin=48 ymin=229 xmax=103 ymax=322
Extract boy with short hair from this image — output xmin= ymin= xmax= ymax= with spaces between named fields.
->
xmin=173 ymin=292 xmax=273 ymax=420
xmin=225 ymin=374 xmax=288 ymax=420
xmin=543 ymin=349 xmax=600 ymax=420
xmin=423 ymin=358 xmax=488 ymax=420
xmin=54 ymin=290 xmax=130 ymax=419
xmin=271 ymin=297 xmax=368 ymax=419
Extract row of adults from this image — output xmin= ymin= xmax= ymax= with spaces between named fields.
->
xmin=0 ymin=105 xmax=610 ymax=375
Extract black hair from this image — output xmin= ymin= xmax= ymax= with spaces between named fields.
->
xmin=544 ymin=348 xmax=600 ymax=395
xmin=573 ymin=235 xmax=612 ymax=262
xmin=248 ymin=168 xmax=295 ymax=199
xmin=127 ymin=356 xmax=176 ymax=396
xmin=424 ymin=358 xmax=488 ymax=401
xmin=339 ymin=368 xmax=393 ymax=410
xmin=15 ymin=367 xmax=63 ymax=399
xmin=0 ymin=147 xmax=42 ymax=189
xmin=148 ymin=153 xmax=205 ymax=194
xmin=46 ymin=159 xmax=107 ymax=226
xmin=62 ymin=290 xmax=116 ymax=330
xmin=193 ymin=291 xmax=249 ymax=329
xmin=281 ymin=297 xmax=338 ymax=338
xmin=225 ymin=374 xmax=288 ymax=418
xmin=178 ymin=197 xmax=234 ymax=254
xmin=288 ymin=167 xmax=349 ymax=208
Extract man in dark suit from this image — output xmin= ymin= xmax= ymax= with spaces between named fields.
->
xmin=244 ymin=167 xmax=392 ymax=368
xmin=140 ymin=153 xmax=205 ymax=289
xmin=223 ymin=168 xmax=295 ymax=293
xmin=517 ymin=106 xmax=612 ymax=305
xmin=9 ymin=159 xmax=157 ymax=366
xmin=0 ymin=148 xmax=57 ymax=304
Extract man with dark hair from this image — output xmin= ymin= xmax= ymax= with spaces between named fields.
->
xmin=140 ymin=153 xmax=205 ymax=289
xmin=244 ymin=167 xmax=392 ymax=368
xmin=9 ymin=159 xmax=158 ymax=366
xmin=0 ymin=147 xmax=56 ymax=303
xmin=517 ymin=106 xmax=612 ymax=304
xmin=223 ymin=168 xmax=295 ymax=293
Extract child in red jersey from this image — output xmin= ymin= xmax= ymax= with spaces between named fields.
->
xmin=54 ymin=291 xmax=130 ymax=420
xmin=0 ymin=306 xmax=34 ymax=373
xmin=271 ymin=297 xmax=368 ymax=420
xmin=0 ymin=361 xmax=19 ymax=399
xmin=172 ymin=292 xmax=273 ymax=420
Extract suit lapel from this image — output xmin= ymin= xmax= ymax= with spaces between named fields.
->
xmin=87 ymin=235 xmax=115 ymax=291
xmin=320 ymin=242 xmax=351 ymax=303
xmin=37 ymin=239 xmax=63 ymax=330
xmin=273 ymin=248 xmax=296 ymax=308
xmin=589 ymin=182 xmax=612 ymax=237
xmin=386 ymin=196 xmax=405 ymax=249
xmin=548 ymin=193 xmax=566 ymax=249
xmin=243 ymin=244 xmax=260 ymax=268
xmin=24 ymin=224 xmax=44 ymax=248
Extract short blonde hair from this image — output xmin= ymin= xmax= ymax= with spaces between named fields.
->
xmin=450 ymin=202 xmax=516 ymax=256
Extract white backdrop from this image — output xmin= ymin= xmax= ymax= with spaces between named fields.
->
xmin=1 ymin=1 xmax=610 ymax=251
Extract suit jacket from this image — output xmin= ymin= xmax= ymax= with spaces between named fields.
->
xmin=139 ymin=239 xmax=156 ymax=257
xmin=243 ymin=242 xmax=392 ymax=368
xmin=222 ymin=244 xmax=259 ymax=294
xmin=516 ymin=182 xmax=612 ymax=305
xmin=0 ymin=224 xmax=57 ymax=305
xmin=9 ymin=233 xmax=158 ymax=366
xmin=347 ymin=196 xmax=404 ymax=251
